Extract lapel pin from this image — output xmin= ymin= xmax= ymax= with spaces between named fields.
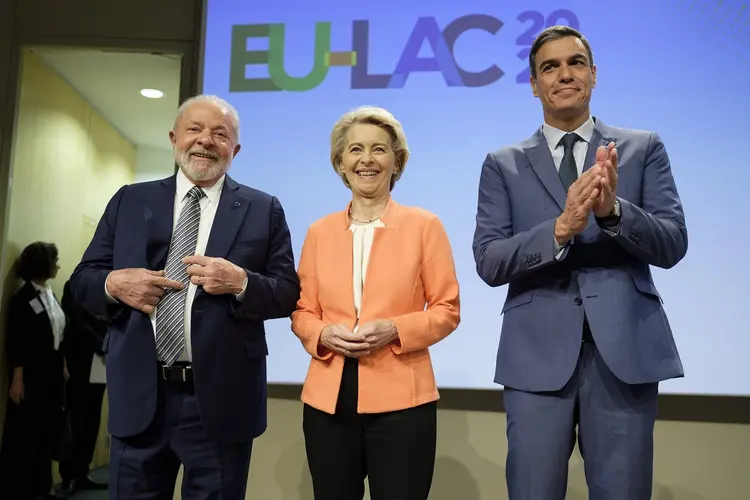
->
xmin=234 ymin=202 xmax=241 ymax=207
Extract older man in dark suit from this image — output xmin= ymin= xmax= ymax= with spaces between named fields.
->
xmin=70 ymin=94 xmax=300 ymax=498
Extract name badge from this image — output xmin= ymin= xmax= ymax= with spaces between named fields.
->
xmin=29 ymin=297 xmax=44 ymax=314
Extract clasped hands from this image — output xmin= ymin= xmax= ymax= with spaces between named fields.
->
xmin=320 ymin=320 xmax=398 ymax=358
xmin=554 ymin=142 xmax=619 ymax=245
xmin=106 ymin=256 xmax=246 ymax=314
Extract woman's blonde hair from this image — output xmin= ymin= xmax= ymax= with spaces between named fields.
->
xmin=329 ymin=106 xmax=410 ymax=190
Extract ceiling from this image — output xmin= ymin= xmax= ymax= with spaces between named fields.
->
xmin=32 ymin=47 xmax=182 ymax=151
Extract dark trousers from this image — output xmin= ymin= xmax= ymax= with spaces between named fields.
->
xmin=0 ymin=392 xmax=58 ymax=500
xmin=503 ymin=326 xmax=659 ymax=500
xmin=59 ymin=380 xmax=106 ymax=482
xmin=303 ymin=356 xmax=437 ymax=500
xmin=108 ymin=375 xmax=254 ymax=500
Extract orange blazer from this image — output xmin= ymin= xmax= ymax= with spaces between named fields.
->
xmin=291 ymin=199 xmax=460 ymax=415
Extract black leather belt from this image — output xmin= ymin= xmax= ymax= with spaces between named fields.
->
xmin=159 ymin=362 xmax=193 ymax=383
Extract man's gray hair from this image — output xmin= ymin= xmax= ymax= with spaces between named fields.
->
xmin=173 ymin=94 xmax=241 ymax=141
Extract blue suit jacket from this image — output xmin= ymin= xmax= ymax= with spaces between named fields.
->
xmin=69 ymin=174 xmax=300 ymax=443
xmin=473 ymin=118 xmax=687 ymax=393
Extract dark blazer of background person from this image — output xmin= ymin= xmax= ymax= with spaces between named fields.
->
xmin=0 ymin=242 xmax=67 ymax=500
xmin=58 ymin=279 xmax=109 ymax=492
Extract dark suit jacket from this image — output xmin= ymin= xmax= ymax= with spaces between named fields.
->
xmin=473 ymin=118 xmax=687 ymax=393
xmin=5 ymin=282 xmax=65 ymax=400
xmin=59 ymin=280 xmax=107 ymax=383
xmin=69 ymin=174 xmax=300 ymax=443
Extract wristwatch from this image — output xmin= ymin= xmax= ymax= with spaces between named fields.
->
xmin=597 ymin=198 xmax=621 ymax=226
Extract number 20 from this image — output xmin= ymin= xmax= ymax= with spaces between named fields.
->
xmin=515 ymin=10 xmax=580 ymax=83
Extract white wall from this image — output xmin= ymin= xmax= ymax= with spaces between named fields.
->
xmin=135 ymin=144 xmax=174 ymax=183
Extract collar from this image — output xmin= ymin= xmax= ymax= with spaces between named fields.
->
xmin=176 ymin=167 xmax=225 ymax=206
xmin=339 ymin=196 xmax=399 ymax=229
xmin=542 ymin=115 xmax=595 ymax=149
xmin=30 ymin=281 xmax=49 ymax=294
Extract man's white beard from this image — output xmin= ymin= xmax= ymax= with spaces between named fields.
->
xmin=173 ymin=147 xmax=230 ymax=182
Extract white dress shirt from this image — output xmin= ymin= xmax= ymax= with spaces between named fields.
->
xmin=542 ymin=115 xmax=595 ymax=179
xmin=156 ymin=168 xmax=225 ymax=361
xmin=350 ymin=219 xmax=383 ymax=333
xmin=542 ymin=116 xmax=595 ymax=258
xmin=105 ymin=168 xmax=247 ymax=362
xmin=31 ymin=282 xmax=66 ymax=350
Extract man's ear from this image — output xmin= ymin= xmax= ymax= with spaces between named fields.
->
xmin=591 ymin=64 xmax=597 ymax=88
xmin=530 ymin=75 xmax=539 ymax=98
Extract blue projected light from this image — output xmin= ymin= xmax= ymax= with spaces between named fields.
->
xmin=201 ymin=0 xmax=750 ymax=396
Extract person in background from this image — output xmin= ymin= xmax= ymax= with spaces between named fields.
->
xmin=0 ymin=242 xmax=68 ymax=500
xmin=69 ymin=94 xmax=300 ymax=499
xmin=472 ymin=25 xmax=687 ymax=499
xmin=58 ymin=279 xmax=108 ymax=494
xmin=292 ymin=105 xmax=461 ymax=500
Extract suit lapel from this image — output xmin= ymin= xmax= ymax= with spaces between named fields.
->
xmin=146 ymin=176 xmax=177 ymax=270
xmin=204 ymin=175 xmax=250 ymax=259
xmin=582 ymin=117 xmax=615 ymax=175
xmin=524 ymin=130 xmax=567 ymax=211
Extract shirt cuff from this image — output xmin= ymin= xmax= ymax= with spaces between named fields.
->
xmin=553 ymin=236 xmax=570 ymax=261
xmin=104 ymin=273 xmax=118 ymax=304
xmin=235 ymin=276 xmax=248 ymax=301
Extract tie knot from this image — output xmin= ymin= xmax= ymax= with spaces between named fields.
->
xmin=187 ymin=186 xmax=205 ymax=201
xmin=560 ymin=133 xmax=581 ymax=150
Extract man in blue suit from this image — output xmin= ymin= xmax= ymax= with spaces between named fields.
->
xmin=472 ymin=26 xmax=687 ymax=499
xmin=70 ymin=94 xmax=300 ymax=498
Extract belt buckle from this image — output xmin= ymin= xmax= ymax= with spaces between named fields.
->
xmin=161 ymin=364 xmax=191 ymax=382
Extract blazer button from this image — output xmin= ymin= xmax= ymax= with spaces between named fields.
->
xmin=574 ymin=297 xmax=582 ymax=306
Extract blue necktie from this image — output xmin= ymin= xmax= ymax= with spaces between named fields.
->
xmin=558 ymin=133 xmax=581 ymax=192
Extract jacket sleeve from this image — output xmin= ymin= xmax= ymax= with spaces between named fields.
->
xmin=390 ymin=215 xmax=461 ymax=355
xmin=606 ymin=132 xmax=688 ymax=268
xmin=69 ymin=186 xmax=128 ymax=322
xmin=290 ymin=226 xmax=333 ymax=361
xmin=472 ymin=152 xmax=565 ymax=288
xmin=5 ymin=295 xmax=33 ymax=370
xmin=231 ymin=196 xmax=301 ymax=321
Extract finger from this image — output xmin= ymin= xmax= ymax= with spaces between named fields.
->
xmin=583 ymin=187 xmax=601 ymax=208
xmin=141 ymin=304 xmax=155 ymax=315
xmin=191 ymin=276 xmax=202 ymax=286
xmin=183 ymin=255 xmax=211 ymax=266
xmin=595 ymin=145 xmax=607 ymax=165
xmin=571 ymin=167 xmax=602 ymax=198
xmin=337 ymin=330 xmax=370 ymax=344
xmin=153 ymin=277 xmax=184 ymax=290
xmin=347 ymin=349 xmax=370 ymax=358
xmin=336 ymin=339 xmax=371 ymax=351
xmin=144 ymin=269 xmax=165 ymax=277
xmin=186 ymin=265 xmax=207 ymax=276
xmin=144 ymin=295 xmax=160 ymax=306
xmin=609 ymin=148 xmax=618 ymax=171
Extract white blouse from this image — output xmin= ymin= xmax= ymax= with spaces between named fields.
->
xmin=31 ymin=282 xmax=66 ymax=350
xmin=350 ymin=219 xmax=384 ymax=332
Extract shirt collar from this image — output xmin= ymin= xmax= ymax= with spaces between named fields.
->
xmin=175 ymin=167 xmax=225 ymax=206
xmin=542 ymin=115 xmax=595 ymax=149
xmin=30 ymin=281 xmax=49 ymax=294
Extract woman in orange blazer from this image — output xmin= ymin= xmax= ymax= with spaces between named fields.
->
xmin=291 ymin=105 xmax=460 ymax=500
